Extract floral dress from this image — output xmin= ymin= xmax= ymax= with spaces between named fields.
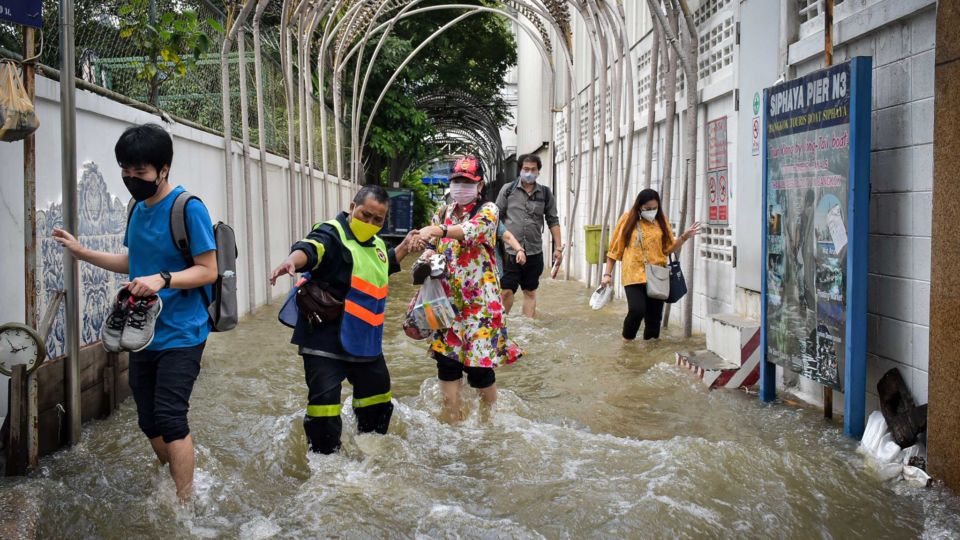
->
xmin=429 ymin=202 xmax=522 ymax=368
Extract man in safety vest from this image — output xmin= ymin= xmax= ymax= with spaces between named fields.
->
xmin=270 ymin=184 xmax=420 ymax=454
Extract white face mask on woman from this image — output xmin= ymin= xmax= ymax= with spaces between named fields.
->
xmin=450 ymin=182 xmax=479 ymax=205
xmin=641 ymin=209 xmax=658 ymax=222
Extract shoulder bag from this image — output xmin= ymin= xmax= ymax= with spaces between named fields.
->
xmin=637 ymin=225 xmax=670 ymax=300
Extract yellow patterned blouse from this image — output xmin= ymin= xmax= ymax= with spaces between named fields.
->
xmin=606 ymin=211 xmax=678 ymax=286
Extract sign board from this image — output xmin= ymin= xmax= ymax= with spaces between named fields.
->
xmin=707 ymin=117 xmax=729 ymax=224
xmin=383 ymin=188 xmax=414 ymax=237
xmin=707 ymin=117 xmax=728 ymax=171
xmin=751 ymin=116 xmax=761 ymax=156
xmin=707 ymin=171 xmax=730 ymax=222
xmin=0 ymin=0 xmax=42 ymax=28
xmin=761 ymin=57 xmax=872 ymax=438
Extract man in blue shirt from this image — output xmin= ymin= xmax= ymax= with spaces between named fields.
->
xmin=53 ymin=124 xmax=218 ymax=502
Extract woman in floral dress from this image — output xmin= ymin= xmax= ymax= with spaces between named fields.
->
xmin=417 ymin=156 xmax=522 ymax=421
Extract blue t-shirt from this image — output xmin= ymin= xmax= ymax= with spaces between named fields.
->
xmin=124 ymin=185 xmax=217 ymax=350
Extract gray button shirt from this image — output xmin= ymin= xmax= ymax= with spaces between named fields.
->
xmin=495 ymin=180 xmax=560 ymax=256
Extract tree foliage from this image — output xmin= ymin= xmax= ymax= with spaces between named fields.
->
xmin=117 ymin=0 xmax=221 ymax=106
xmin=348 ymin=0 xmax=517 ymax=185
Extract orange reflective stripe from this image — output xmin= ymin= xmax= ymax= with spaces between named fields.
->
xmin=351 ymin=275 xmax=388 ymax=300
xmin=344 ymin=300 xmax=385 ymax=326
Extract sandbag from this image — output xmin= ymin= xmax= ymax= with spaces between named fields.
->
xmin=0 ymin=60 xmax=39 ymax=142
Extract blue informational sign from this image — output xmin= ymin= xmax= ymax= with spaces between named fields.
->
xmin=383 ymin=188 xmax=414 ymax=237
xmin=0 ymin=0 xmax=42 ymax=28
xmin=761 ymin=57 xmax=872 ymax=438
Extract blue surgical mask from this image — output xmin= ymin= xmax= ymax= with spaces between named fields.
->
xmin=520 ymin=171 xmax=539 ymax=184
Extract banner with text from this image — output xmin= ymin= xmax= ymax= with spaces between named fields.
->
xmin=762 ymin=59 xmax=869 ymax=397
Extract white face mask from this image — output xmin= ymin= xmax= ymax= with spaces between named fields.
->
xmin=520 ymin=171 xmax=539 ymax=184
xmin=641 ymin=209 xmax=658 ymax=222
xmin=450 ymin=183 xmax=479 ymax=205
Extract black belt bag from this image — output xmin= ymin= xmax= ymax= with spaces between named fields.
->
xmin=296 ymin=280 xmax=344 ymax=328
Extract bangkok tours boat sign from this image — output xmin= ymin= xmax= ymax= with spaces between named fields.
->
xmin=761 ymin=57 xmax=872 ymax=438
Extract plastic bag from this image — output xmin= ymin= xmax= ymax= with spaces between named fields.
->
xmin=0 ymin=61 xmax=39 ymax=142
xmin=589 ymin=285 xmax=613 ymax=310
xmin=403 ymin=276 xmax=457 ymax=340
xmin=903 ymin=465 xmax=931 ymax=488
xmin=858 ymin=411 xmax=889 ymax=458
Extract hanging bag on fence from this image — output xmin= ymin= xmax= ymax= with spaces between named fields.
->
xmin=0 ymin=60 xmax=39 ymax=142
xmin=637 ymin=224 xmax=670 ymax=300
xmin=665 ymin=253 xmax=688 ymax=304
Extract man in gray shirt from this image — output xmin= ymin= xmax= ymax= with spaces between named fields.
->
xmin=496 ymin=154 xmax=562 ymax=317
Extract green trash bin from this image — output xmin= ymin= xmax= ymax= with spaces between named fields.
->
xmin=583 ymin=224 xmax=609 ymax=265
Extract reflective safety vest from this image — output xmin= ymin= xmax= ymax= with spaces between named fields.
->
xmin=327 ymin=219 xmax=389 ymax=357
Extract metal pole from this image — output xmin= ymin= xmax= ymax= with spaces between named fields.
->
xmin=60 ymin=0 xmax=81 ymax=446
xmin=823 ymin=0 xmax=835 ymax=420
xmin=23 ymin=27 xmax=37 ymax=331
xmin=825 ymin=0 xmax=834 ymax=68
xmin=252 ymin=0 xmax=273 ymax=304
xmin=221 ymin=6 xmax=236 ymax=228
xmin=22 ymin=25 xmax=40 ymax=470
xmin=238 ymin=31 xmax=256 ymax=314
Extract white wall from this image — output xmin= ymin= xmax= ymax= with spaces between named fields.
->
xmin=516 ymin=19 xmax=553 ymax=159
xmin=0 ymin=76 xmax=348 ymax=418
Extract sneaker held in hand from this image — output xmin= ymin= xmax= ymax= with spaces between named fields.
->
xmin=101 ymin=288 xmax=132 ymax=353
xmin=120 ymin=294 xmax=163 ymax=352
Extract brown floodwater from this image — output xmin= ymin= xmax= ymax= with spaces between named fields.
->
xmin=2 ymin=271 xmax=959 ymax=538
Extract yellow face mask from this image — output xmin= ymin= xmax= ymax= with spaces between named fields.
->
xmin=349 ymin=216 xmax=382 ymax=242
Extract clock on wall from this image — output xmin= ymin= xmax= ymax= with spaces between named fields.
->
xmin=0 ymin=322 xmax=46 ymax=376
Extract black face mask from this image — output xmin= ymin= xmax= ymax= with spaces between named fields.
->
xmin=123 ymin=175 xmax=162 ymax=201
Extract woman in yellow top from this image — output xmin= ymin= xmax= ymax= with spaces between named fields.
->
xmin=602 ymin=189 xmax=702 ymax=340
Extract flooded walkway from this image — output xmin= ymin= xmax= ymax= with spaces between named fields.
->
xmin=2 ymin=274 xmax=959 ymax=538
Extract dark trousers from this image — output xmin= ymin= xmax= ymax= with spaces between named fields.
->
xmin=302 ymin=354 xmax=393 ymax=454
xmin=623 ymin=284 xmax=665 ymax=340
xmin=128 ymin=343 xmax=205 ymax=443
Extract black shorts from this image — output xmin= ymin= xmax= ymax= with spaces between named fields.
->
xmin=128 ymin=343 xmax=204 ymax=443
xmin=500 ymin=251 xmax=545 ymax=293
xmin=434 ymin=352 xmax=496 ymax=389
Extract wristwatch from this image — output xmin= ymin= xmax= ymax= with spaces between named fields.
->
xmin=160 ymin=271 xmax=172 ymax=289
xmin=440 ymin=225 xmax=448 ymax=238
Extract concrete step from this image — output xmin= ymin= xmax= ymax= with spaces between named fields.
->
xmin=706 ymin=313 xmax=761 ymax=367
xmin=677 ymin=349 xmax=761 ymax=390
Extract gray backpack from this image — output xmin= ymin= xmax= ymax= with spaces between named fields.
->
xmin=127 ymin=192 xmax=238 ymax=332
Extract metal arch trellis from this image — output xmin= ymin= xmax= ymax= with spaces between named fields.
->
xmin=416 ymin=106 xmax=507 ymax=181
xmin=414 ymin=88 xmax=508 ymax=174
xmin=227 ymin=0 xmax=647 ymax=285
xmin=306 ymin=0 xmax=592 ymax=278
